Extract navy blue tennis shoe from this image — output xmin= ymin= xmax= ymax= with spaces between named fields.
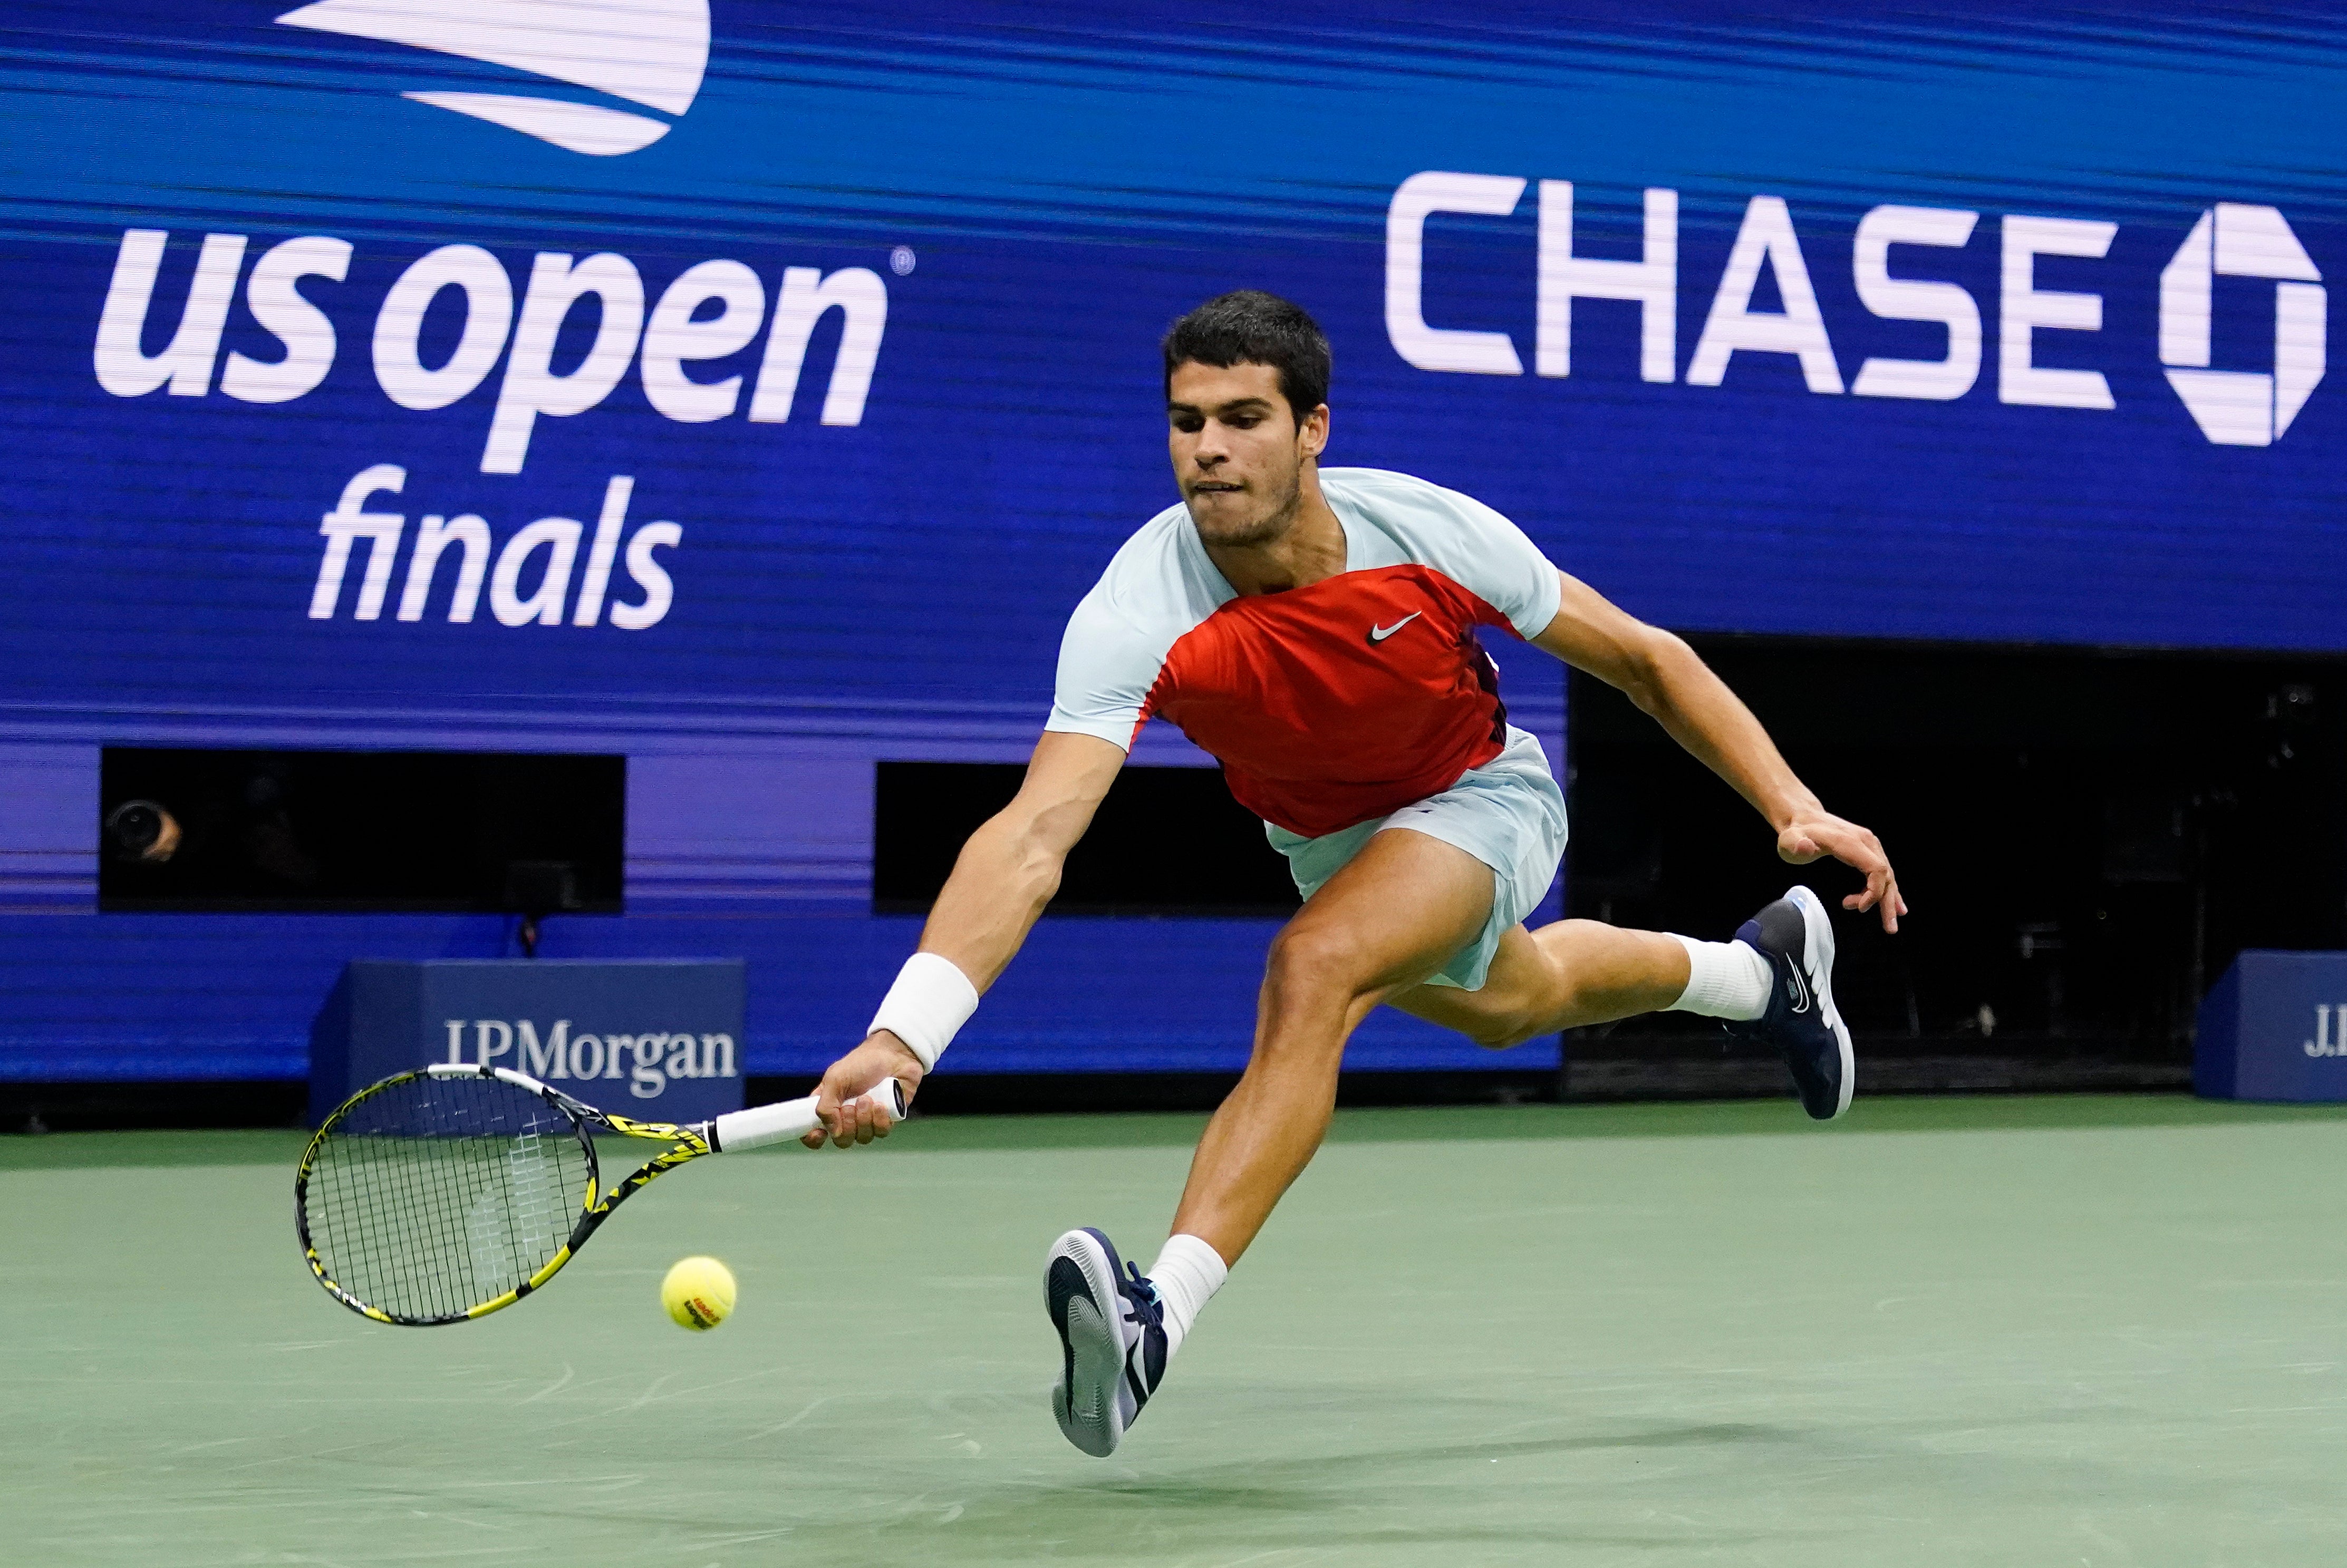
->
xmin=1728 ymin=884 xmax=1855 ymax=1119
xmin=1046 ymin=1226 xmax=1167 ymax=1456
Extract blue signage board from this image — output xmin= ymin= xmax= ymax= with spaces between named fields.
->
xmin=310 ymin=959 xmax=746 ymax=1124
xmin=4 ymin=2 xmax=2344 ymax=1079
xmin=2194 ymin=952 xmax=2347 ymax=1104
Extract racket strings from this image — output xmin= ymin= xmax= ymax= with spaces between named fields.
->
xmin=305 ymin=1076 xmax=591 ymax=1321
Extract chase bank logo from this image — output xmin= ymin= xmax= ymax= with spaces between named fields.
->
xmin=2159 ymin=204 xmax=2326 ymax=448
xmin=1390 ymin=175 xmax=2329 ymax=448
xmin=276 ymin=0 xmax=708 ymax=157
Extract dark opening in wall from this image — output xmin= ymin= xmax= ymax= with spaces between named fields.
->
xmin=99 ymin=748 xmax=625 ymax=913
xmin=1567 ymin=639 xmax=2345 ymax=1087
xmin=874 ymin=762 xmax=1300 ymax=916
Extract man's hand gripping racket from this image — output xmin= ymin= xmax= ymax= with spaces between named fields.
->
xmin=800 ymin=1032 xmax=928 ymax=1148
xmin=295 ymin=1064 xmax=907 ymax=1326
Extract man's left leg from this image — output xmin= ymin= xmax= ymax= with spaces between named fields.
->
xmin=1392 ymin=892 xmax=1855 ymax=1122
xmin=1389 ymin=917 xmax=1706 ymax=1047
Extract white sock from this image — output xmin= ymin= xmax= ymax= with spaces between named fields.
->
xmin=1148 ymin=1233 xmax=1228 ymax=1357
xmin=1667 ymin=933 xmax=1772 ymax=1021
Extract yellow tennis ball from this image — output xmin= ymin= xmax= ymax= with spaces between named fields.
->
xmin=661 ymin=1255 xmax=736 ymax=1331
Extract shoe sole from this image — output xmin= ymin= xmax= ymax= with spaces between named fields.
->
xmin=1045 ymin=1228 xmax=1126 ymax=1457
xmin=1786 ymin=884 xmax=1855 ymax=1118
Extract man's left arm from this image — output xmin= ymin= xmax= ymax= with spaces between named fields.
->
xmin=1528 ymin=569 xmax=1906 ymax=932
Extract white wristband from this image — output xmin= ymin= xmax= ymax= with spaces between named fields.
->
xmin=866 ymin=952 xmax=979 ymax=1071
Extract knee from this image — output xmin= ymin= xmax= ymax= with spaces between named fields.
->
xmin=1463 ymin=1008 xmax=1546 ymax=1052
xmin=1262 ymin=922 xmax=1373 ymax=1012
xmin=1457 ymin=959 xmax=1574 ymax=1050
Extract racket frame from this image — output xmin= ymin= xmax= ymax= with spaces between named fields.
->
xmin=298 ymin=1063 xmax=902 ymax=1325
xmin=297 ymin=1063 xmax=718 ymax=1327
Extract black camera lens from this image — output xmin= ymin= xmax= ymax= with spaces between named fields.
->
xmin=104 ymin=800 xmax=181 ymax=863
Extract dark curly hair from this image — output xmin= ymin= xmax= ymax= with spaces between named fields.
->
xmin=1162 ymin=290 xmax=1330 ymax=421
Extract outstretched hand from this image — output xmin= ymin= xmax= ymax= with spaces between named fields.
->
xmin=800 ymin=1033 xmax=925 ymax=1149
xmin=1777 ymin=809 xmax=1906 ymax=933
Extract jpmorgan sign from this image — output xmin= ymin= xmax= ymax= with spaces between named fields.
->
xmin=442 ymin=1017 xmax=736 ymax=1097
xmin=2196 ymin=952 xmax=2347 ymax=1104
xmin=311 ymin=959 xmax=748 ymax=1125
xmin=1388 ymin=173 xmax=2326 ymax=447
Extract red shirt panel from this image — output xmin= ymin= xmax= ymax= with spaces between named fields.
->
xmin=1142 ymin=564 xmax=1515 ymax=838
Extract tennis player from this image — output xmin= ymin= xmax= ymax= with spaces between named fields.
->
xmin=803 ymin=291 xmax=1905 ymax=1457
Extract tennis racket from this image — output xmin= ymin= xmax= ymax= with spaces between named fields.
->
xmin=295 ymin=1063 xmax=906 ymax=1327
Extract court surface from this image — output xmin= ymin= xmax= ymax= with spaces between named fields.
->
xmin=6 ymin=1095 xmax=2346 ymax=1567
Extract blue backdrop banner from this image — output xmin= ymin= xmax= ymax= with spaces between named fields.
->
xmin=5 ymin=1 xmax=2342 ymax=1078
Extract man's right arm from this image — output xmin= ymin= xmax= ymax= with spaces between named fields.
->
xmin=804 ymin=729 xmax=1128 ymax=1145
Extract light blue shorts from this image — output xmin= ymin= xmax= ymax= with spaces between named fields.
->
xmin=1264 ymin=727 xmax=1569 ymax=992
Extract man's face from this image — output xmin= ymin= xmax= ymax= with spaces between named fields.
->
xmin=1167 ymin=361 xmax=1328 ymax=548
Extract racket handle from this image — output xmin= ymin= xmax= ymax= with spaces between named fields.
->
xmin=710 ymin=1078 xmax=909 ymax=1153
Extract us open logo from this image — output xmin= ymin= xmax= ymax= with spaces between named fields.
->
xmin=276 ymin=0 xmax=709 ymax=156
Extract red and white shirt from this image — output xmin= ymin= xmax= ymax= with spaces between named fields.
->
xmin=1045 ymin=468 xmax=1561 ymax=839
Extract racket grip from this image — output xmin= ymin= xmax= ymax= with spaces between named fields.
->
xmin=710 ymin=1079 xmax=909 ymax=1153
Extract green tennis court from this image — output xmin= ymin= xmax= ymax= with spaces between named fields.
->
xmin=8 ymin=1096 xmax=2346 ymax=1566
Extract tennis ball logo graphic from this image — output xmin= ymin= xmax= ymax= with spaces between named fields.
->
xmin=276 ymin=0 xmax=710 ymax=157
xmin=662 ymin=1255 xmax=736 ymax=1330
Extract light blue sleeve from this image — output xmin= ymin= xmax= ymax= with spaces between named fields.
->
xmin=1042 ymin=584 xmax=1166 ymax=751
xmin=1342 ymin=470 xmax=1562 ymax=637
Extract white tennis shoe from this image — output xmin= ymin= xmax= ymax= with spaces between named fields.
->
xmin=1728 ymin=883 xmax=1855 ymax=1119
xmin=1046 ymin=1226 xmax=1167 ymax=1457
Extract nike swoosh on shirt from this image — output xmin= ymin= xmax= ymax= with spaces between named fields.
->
xmin=1367 ymin=612 xmax=1422 ymax=643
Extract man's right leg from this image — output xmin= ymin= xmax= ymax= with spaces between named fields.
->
xmin=1165 ymin=827 xmax=1505 ymax=1263
xmin=1046 ymin=826 xmax=1498 ymax=1457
